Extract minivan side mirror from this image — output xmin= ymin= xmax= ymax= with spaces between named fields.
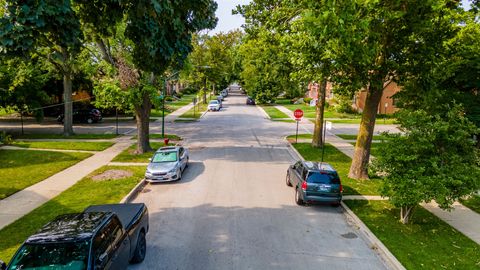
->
xmin=0 ymin=260 xmax=7 ymax=270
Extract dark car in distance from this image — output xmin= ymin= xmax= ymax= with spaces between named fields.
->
xmin=2 ymin=203 xmax=149 ymax=270
xmin=246 ymin=96 xmax=255 ymax=105
xmin=57 ymin=108 xmax=102 ymax=124
xmin=286 ymin=161 xmax=343 ymax=206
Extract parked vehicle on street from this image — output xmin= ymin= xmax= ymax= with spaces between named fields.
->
xmin=246 ymin=96 xmax=255 ymax=105
xmin=217 ymin=95 xmax=224 ymax=101
xmin=57 ymin=108 xmax=102 ymax=124
xmin=221 ymin=89 xmax=228 ymax=97
xmin=286 ymin=161 xmax=343 ymax=206
xmin=2 ymin=203 xmax=149 ymax=270
xmin=208 ymin=100 xmax=221 ymax=111
xmin=145 ymin=146 xmax=189 ymax=182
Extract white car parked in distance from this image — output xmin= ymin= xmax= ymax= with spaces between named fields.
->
xmin=208 ymin=100 xmax=221 ymax=111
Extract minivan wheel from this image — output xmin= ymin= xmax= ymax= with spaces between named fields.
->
xmin=295 ymin=188 xmax=304 ymax=205
xmin=286 ymin=172 xmax=292 ymax=187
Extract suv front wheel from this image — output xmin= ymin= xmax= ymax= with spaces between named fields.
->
xmin=286 ymin=172 xmax=292 ymax=187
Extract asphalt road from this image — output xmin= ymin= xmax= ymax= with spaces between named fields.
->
xmin=129 ymin=91 xmax=388 ymax=270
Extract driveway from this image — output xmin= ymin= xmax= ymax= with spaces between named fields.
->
xmin=129 ymin=91 xmax=388 ymax=270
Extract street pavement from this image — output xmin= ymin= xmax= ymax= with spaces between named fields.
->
xmin=129 ymin=91 xmax=388 ymax=270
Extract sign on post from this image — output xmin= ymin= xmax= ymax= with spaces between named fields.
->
xmin=294 ymin=109 xmax=304 ymax=120
xmin=294 ymin=109 xmax=304 ymax=143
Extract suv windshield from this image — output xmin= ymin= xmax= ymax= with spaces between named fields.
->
xmin=307 ymin=172 xmax=340 ymax=184
xmin=9 ymin=241 xmax=90 ymax=270
xmin=209 ymin=100 xmax=218 ymax=104
xmin=152 ymin=151 xmax=177 ymax=163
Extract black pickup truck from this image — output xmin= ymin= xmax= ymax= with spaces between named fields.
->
xmin=1 ymin=203 xmax=149 ymax=270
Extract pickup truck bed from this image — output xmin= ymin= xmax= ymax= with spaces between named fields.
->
xmin=85 ymin=203 xmax=146 ymax=231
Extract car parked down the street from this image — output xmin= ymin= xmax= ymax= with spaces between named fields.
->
xmin=57 ymin=108 xmax=102 ymax=124
xmin=286 ymin=161 xmax=343 ymax=206
xmin=208 ymin=100 xmax=221 ymax=111
xmin=145 ymin=146 xmax=189 ymax=182
xmin=246 ymin=96 xmax=255 ymax=105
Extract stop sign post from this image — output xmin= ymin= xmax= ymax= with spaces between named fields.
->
xmin=294 ymin=109 xmax=304 ymax=143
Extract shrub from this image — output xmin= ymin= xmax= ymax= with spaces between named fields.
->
xmin=174 ymin=92 xmax=184 ymax=98
xmin=304 ymin=97 xmax=313 ymax=104
xmin=165 ymin=96 xmax=174 ymax=102
xmin=0 ymin=131 xmax=13 ymax=145
xmin=275 ymin=99 xmax=292 ymax=105
xmin=334 ymin=95 xmax=356 ymax=114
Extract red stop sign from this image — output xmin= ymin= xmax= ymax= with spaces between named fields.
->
xmin=294 ymin=109 xmax=304 ymax=119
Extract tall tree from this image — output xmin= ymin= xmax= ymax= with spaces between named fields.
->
xmin=0 ymin=0 xmax=83 ymax=135
xmin=319 ymin=0 xmax=457 ymax=179
xmin=77 ymin=0 xmax=217 ymax=153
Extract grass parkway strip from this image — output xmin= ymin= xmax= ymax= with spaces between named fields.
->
xmin=291 ymin=141 xmax=480 ymax=269
xmin=260 ymin=105 xmax=291 ymax=119
xmin=112 ymin=142 xmax=172 ymax=163
xmin=0 ymin=150 xmax=92 ymax=199
xmin=12 ymin=141 xmax=114 ymax=151
xmin=0 ymin=165 xmax=145 ymax=263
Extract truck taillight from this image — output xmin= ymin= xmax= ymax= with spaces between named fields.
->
xmin=340 ymin=184 xmax=343 ymax=193
xmin=301 ymin=181 xmax=307 ymax=190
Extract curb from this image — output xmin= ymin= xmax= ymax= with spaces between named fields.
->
xmin=284 ymin=138 xmax=404 ymax=270
xmin=257 ymin=106 xmax=271 ymax=119
xmin=342 ymin=201 xmax=406 ymax=270
xmin=120 ymin=178 xmax=147 ymax=203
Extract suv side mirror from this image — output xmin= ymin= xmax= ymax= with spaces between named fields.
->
xmin=0 ymin=260 xmax=6 ymax=270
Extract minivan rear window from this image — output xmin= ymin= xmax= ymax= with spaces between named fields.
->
xmin=307 ymin=172 xmax=340 ymax=184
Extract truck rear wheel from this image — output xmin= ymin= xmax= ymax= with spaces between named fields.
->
xmin=131 ymin=231 xmax=146 ymax=263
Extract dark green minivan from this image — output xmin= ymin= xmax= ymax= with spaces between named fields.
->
xmin=286 ymin=161 xmax=343 ymax=206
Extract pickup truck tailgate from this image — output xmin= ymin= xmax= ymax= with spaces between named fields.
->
xmin=85 ymin=203 xmax=146 ymax=230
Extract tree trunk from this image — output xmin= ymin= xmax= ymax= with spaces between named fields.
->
xmin=400 ymin=205 xmax=416 ymax=224
xmin=348 ymin=79 xmax=384 ymax=179
xmin=63 ymin=71 xmax=74 ymax=136
xmin=95 ymin=37 xmax=115 ymax=65
xmin=312 ymin=81 xmax=327 ymax=147
xmin=134 ymin=91 xmax=152 ymax=154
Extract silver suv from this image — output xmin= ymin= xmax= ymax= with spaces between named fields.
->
xmin=145 ymin=146 xmax=189 ymax=182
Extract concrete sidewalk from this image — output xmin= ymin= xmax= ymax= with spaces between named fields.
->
xmin=0 ymin=136 xmax=133 ymax=230
xmin=276 ymin=104 xmax=480 ymax=246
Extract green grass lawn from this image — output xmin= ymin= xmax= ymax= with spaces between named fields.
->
xmin=0 ymin=150 xmax=92 ymax=199
xmin=12 ymin=141 xmax=114 ymax=151
xmin=260 ymin=106 xmax=291 ymax=119
xmin=151 ymin=94 xmax=197 ymax=117
xmin=272 ymin=119 xmax=296 ymax=123
xmin=286 ymin=134 xmax=315 ymax=140
xmin=14 ymin=134 xmax=119 ymax=140
xmin=328 ymin=118 xmax=397 ymax=125
xmin=112 ymin=142 xmax=172 ymax=163
xmin=0 ymin=165 xmax=145 ymax=263
xmin=460 ymin=194 xmax=480 ymax=214
xmin=345 ymin=200 xmax=480 ymax=269
xmin=131 ymin=134 xmax=182 ymax=140
xmin=282 ymin=103 xmax=360 ymax=119
xmin=292 ymin=143 xmax=381 ymax=195
xmin=336 ymin=134 xmax=389 ymax=140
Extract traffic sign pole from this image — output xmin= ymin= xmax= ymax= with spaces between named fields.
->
xmin=293 ymin=109 xmax=304 ymax=144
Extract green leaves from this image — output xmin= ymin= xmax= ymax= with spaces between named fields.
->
xmin=373 ymin=104 xmax=480 ymax=222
